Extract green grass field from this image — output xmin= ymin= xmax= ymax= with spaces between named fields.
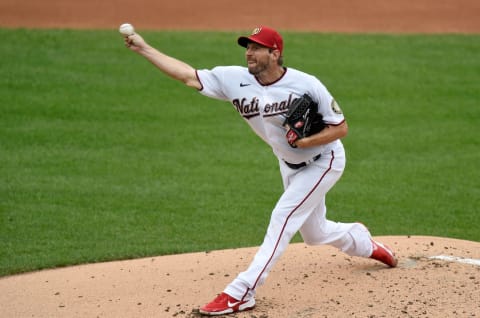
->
xmin=1 ymin=29 xmax=479 ymax=276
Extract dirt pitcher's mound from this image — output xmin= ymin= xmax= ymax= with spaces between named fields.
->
xmin=1 ymin=236 xmax=479 ymax=317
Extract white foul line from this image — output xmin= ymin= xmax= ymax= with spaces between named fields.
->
xmin=429 ymin=255 xmax=480 ymax=267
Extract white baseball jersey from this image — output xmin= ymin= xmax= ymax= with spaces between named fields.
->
xmin=196 ymin=66 xmax=345 ymax=164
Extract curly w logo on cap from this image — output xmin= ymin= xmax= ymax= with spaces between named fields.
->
xmin=238 ymin=26 xmax=284 ymax=54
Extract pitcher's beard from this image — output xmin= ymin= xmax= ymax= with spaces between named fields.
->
xmin=247 ymin=61 xmax=268 ymax=76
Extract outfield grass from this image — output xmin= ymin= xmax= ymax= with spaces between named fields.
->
xmin=0 ymin=29 xmax=478 ymax=276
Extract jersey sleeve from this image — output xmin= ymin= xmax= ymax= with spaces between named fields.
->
xmin=195 ymin=66 xmax=229 ymax=101
xmin=313 ymin=80 xmax=345 ymax=125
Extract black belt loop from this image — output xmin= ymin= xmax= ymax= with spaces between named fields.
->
xmin=284 ymin=154 xmax=321 ymax=170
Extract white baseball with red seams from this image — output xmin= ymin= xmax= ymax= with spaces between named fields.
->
xmin=196 ymin=59 xmax=374 ymax=302
xmin=119 ymin=23 xmax=135 ymax=36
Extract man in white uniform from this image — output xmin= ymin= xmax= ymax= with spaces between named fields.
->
xmin=123 ymin=26 xmax=397 ymax=316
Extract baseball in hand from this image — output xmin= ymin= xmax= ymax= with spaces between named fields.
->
xmin=119 ymin=23 xmax=135 ymax=36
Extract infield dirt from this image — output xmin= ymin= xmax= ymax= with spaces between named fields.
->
xmin=1 ymin=0 xmax=479 ymax=33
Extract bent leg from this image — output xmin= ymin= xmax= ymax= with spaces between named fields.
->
xmin=300 ymin=209 xmax=373 ymax=257
xmin=225 ymin=151 xmax=343 ymax=300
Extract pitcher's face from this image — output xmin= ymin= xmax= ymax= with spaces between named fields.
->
xmin=245 ymin=42 xmax=277 ymax=76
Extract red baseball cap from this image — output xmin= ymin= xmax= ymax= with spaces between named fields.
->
xmin=238 ymin=26 xmax=283 ymax=54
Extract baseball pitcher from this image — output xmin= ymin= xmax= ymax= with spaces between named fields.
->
xmin=122 ymin=25 xmax=397 ymax=316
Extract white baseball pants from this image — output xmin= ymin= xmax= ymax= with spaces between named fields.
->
xmin=224 ymin=146 xmax=373 ymax=301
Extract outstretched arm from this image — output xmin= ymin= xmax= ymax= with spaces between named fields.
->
xmin=124 ymin=33 xmax=202 ymax=90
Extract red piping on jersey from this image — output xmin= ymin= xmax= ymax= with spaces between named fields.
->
xmin=255 ymin=67 xmax=288 ymax=86
xmin=326 ymin=119 xmax=346 ymax=126
xmin=241 ymin=150 xmax=336 ymax=301
xmin=195 ymin=70 xmax=204 ymax=91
